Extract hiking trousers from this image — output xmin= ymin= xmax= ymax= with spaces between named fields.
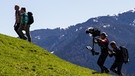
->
xmin=18 ymin=25 xmax=31 ymax=42
xmin=110 ymin=61 xmax=123 ymax=75
xmin=97 ymin=53 xmax=108 ymax=73
xmin=14 ymin=23 xmax=22 ymax=38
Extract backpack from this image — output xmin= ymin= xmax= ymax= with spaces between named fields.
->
xmin=120 ymin=46 xmax=129 ymax=63
xmin=27 ymin=12 xmax=34 ymax=25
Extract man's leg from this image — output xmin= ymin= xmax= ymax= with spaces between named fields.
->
xmin=97 ymin=54 xmax=109 ymax=73
xmin=110 ymin=62 xmax=118 ymax=74
xmin=117 ymin=62 xmax=123 ymax=76
xmin=18 ymin=25 xmax=27 ymax=40
xmin=14 ymin=23 xmax=22 ymax=38
xmin=25 ymin=25 xmax=31 ymax=42
xmin=97 ymin=56 xmax=104 ymax=73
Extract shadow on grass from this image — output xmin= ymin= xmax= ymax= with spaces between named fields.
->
xmin=92 ymin=72 xmax=101 ymax=74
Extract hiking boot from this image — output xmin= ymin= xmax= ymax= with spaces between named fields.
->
xmin=105 ymin=69 xmax=109 ymax=73
xmin=20 ymin=36 xmax=27 ymax=40
xmin=101 ymin=70 xmax=104 ymax=73
xmin=23 ymin=36 xmax=27 ymax=40
xmin=119 ymin=73 xmax=124 ymax=76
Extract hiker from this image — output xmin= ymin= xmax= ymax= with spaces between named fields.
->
xmin=14 ymin=5 xmax=22 ymax=38
xmin=94 ymin=32 xmax=109 ymax=73
xmin=18 ymin=7 xmax=32 ymax=42
xmin=109 ymin=41 xmax=125 ymax=76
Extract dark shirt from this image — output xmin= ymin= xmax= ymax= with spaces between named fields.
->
xmin=98 ymin=38 xmax=109 ymax=54
xmin=112 ymin=47 xmax=124 ymax=62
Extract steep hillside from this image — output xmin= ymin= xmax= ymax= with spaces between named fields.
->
xmin=31 ymin=10 xmax=135 ymax=75
xmin=0 ymin=34 xmax=110 ymax=76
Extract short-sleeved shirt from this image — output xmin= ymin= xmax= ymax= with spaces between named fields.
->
xmin=15 ymin=11 xmax=21 ymax=23
xmin=98 ymin=38 xmax=109 ymax=54
xmin=21 ymin=13 xmax=28 ymax=25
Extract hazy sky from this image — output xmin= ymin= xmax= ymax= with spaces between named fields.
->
xmin=1 ymin=0 xmax=135 ymax=37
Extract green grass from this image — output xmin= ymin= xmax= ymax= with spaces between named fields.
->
xmin=0 ymin=34 xmax=111 ymax=76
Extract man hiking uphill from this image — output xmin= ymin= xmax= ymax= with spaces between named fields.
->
xmin=94 ymin=32 xmax=109 ymax=73
xmin=18 ymin=7 xmax=32 ymax=42
xmin=14 ymin=5 xmax=22 ymax=38
xmin=110 ymin=41 xmax=129 ymax=76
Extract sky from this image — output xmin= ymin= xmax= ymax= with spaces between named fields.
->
xmin=1 ymin=0 xmax=135 ymax=37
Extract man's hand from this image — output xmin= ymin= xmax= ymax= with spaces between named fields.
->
xmin=95 ymin=38 xmax=102 ymax=42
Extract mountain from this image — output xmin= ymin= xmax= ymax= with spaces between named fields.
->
xmin=0 ymin=34 xmax=110 ymax=76
xmin=31 ymin=9 xmax=135 ymax=75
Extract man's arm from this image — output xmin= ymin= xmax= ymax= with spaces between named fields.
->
xmin=14 ymin=16 xmax=17 ymax=27
xmin=108 ymin=49 xmax=115 ymax=57
xmin=100 ymin=38 xmax=108 ymax=43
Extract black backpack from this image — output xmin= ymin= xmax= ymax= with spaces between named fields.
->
xmin=120 ymin=46 xmax=129 ymax=63
xmin=27 ymin=12 xmax=34 ymax=25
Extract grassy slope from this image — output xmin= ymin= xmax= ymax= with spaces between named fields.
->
xmin=0 ymin=34 xmax=110 ymax=76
